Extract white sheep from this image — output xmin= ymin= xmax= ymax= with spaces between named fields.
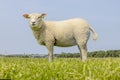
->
xmin=23 ymin=13 xmax=98 ymax=62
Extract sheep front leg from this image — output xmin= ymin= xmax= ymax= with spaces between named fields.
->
xmin=46 ymin=43 xmax=54 ymax=62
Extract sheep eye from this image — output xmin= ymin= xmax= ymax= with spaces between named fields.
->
xmin=38 ymin=17 xmax=40 ymax=18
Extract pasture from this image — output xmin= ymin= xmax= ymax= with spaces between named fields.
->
xmin=0 ymin=57 xmax=120 ymax=80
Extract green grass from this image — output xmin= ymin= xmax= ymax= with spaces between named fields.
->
xmin=0 ymin=57 xmax=120 ymax=80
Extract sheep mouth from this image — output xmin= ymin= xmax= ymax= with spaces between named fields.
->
xmin=32 ymin=23 xmax=36 ymax=26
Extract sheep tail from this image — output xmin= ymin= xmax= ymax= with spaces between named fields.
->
xmin=89 ymin=26 xmax=98 ymax=41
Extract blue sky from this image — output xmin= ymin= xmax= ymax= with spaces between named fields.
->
xmin=0 ymin=0 xmax=120 ymax=54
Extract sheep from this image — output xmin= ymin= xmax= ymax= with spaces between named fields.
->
xmin=23 ymin=13 xmax=98 ymax=62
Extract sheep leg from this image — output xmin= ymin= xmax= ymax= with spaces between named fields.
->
xmin=77 ymin=43 xmax=87 ymax=62
xmin=46 ymin=43 xmax=54 ymax=62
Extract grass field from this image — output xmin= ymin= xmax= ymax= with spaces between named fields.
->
xmin=0 ymin=57 xmax=120 ymax=80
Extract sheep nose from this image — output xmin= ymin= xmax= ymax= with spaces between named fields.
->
xmin=32 ymin=22 xmax=36 ymax=25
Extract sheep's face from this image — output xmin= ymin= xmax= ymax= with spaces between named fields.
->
xmin=23 ymin=13 xmax=46 ymax=30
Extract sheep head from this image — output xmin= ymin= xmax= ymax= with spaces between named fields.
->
xmin=23 ymin=13 xmax=46 ymax=30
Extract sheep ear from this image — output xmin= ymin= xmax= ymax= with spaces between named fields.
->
xmin=41 ymin=13 xmax=46 ymax=18
xmin=23 ymin=14 xmax=30 ymax=18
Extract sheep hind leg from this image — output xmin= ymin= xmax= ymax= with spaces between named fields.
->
xmin=77 ymin=43 xmax=87 ymax=62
